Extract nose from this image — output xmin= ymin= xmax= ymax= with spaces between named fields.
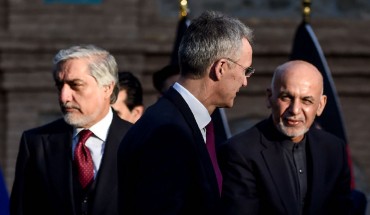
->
xmin=242 ymin=76 xmax=248 ymax=87
xmin=288 ymin=99 xmax=301 ymax=115
xmin=59 ymin=84 xmax=72 ymax=103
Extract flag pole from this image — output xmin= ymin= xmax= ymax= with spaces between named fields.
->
xmin=302 ymin=0 xmax=311 ymax=24
xmin=179 ymin=0 xmax=189 ymax=19
xmin=170 ymin=0 xmax=190 ymax=65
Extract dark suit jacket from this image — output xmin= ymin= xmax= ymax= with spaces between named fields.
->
xmin=219 ymin=117 xmax=352 ymax=215
xmin=10 ymin=111 xmax=132 ymax=215
xmin=117 ymin=87 xmax=221 ymax=215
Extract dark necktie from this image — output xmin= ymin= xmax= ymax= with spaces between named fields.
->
xmin=74 ymin=129 xmax=94 ymax=189
xmin=206 ymin=121 xmax=223 ymax=195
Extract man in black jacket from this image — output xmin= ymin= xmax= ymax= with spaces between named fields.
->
xmin=219 ymin=60 xmax=352 ymax=215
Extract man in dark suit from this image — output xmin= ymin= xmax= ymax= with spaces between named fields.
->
xmin=219 ymin=60 xmax=353 ymax=215
xmin=10 ymin=45 xmax=132 ymax=215
xmin=117 ymin=11 xmax=254 ymax=215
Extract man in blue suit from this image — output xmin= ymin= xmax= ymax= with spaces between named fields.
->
xmin=117 ymin=10 xmax=254 ymax=215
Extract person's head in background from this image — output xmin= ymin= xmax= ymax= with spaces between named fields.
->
xmin=152 ymin=64 xmax=180 ymax=96
xmin=112 ymin=71 xmax=144 ymax=123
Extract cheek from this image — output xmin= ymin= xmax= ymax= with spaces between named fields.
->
xmin=303 ymin=107 xmax=318 ymax=121
xmin=273 ymin=101 xmax=287 ymax=114
xmin=219 ymin=80 xmax=233 ymax=94
xmin=83 ymin=89 xmax=105 ymax=107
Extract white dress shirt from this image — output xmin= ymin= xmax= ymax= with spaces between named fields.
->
xmin=72 ymin=108 xmax=113 ymax=177
xmin=173 ymin=82 xmax=211 ymax=142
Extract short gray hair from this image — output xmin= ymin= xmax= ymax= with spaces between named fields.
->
xmin=52 ymin=44 xmax=119 ymax=104
xmin=178 ymin=10 xmax=253 ymax=78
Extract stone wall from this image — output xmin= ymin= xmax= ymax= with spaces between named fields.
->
xmin=0 ymin=0 xmax=369 ymax=203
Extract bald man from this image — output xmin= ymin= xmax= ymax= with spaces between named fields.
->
xmin=219 ymin=60 xmax=352 ymax=215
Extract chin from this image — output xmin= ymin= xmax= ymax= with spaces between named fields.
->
xmin=63 ymin=113 xmax=83 ymax=127
xmin=278 ymin=123 xmax=308 ymax=139
xmin=224 ymin=101 xmax=234 ymax=108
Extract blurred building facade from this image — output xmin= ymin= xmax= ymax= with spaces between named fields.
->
xmin=0 ymin=0 xmax=369 ymax=199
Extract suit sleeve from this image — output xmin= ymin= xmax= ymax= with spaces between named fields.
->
xmin=10 ymin=132 xmax=30 ymax=215
xmin=218 ymin=140 xmax=260 ymax=215
xmin=328 ymin=139 xmax=353 ymax=214
xmin=118 ymin=124 xmax=200 ymax=214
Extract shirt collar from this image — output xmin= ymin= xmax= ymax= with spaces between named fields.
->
xmin=74 ymin=108 xmax=113 ymax=141
xmin=173 ymin=82 xmax=211 ymax=130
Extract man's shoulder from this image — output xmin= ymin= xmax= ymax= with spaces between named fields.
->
xmin=308 ymin=126 xmax=346 ymax=146
xmin=111 ymin=111 xmax=133 ymax=129
xmin=231 ymin=118 xmax=268 ymax=138
xmin=23 ymin=118 xmax=69 ymax=135
xmin=220 ymin=119 xmax=266 ymax=152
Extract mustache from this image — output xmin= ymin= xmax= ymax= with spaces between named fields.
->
xmin=60 ymin=102 xmax=80 ymax=111
xmin=284 ymin=117 xmax=304 ymax=122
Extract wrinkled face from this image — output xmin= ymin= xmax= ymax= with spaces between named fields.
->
xmin=267 ymin=62 xmax=327 ymax=142
xmin=55 ymin=58 xmax=112 ymax=128
xmin=112 ymin=89 xmax=135 ymax=123
xmin=219 ymin=38 xmax=253 ymax=108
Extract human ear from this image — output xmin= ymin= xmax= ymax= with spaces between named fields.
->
xmin=213 ymin=59 xmax=227 ymax=81
xmin=104 ymin=82 xmax=115 ymax=99
xmin=316 ymin=95 xmax=327 ymax=116
xmin=131 ymin=105 xmax=144 ymax=123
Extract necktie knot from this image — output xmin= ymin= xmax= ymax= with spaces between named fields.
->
xmin=79 ymin=129 xmax=93 ymax=144
xmin=75 ymin=129 xmax=94 ymax=189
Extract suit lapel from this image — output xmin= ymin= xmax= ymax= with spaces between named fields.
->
xmin=261 ymin=145 xmax=299 ymax=214
xmin=304 ymin=131 xmax=324 ymax=211
xmin=91 ymin=113 xmax=129 ymax=214
xmin=44 ymin=122 xmax=75 ymax=213
xmin=260 ymin=119 xmax=300 ymax=215
xmin=164 ymin=88 xmax=203 ymax=141
xmin=164 ymin=87 xmax=220 ymax=196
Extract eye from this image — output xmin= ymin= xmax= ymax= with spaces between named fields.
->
xmin=55 ymin=81 xmax=63 ymax=91
xmin=279 ymin=93 xmax=291 ymax=102
xmin=69 ymin=82 xmax=81 ymax=89
xmin=302 ymin=98 xmax=314 ymax=105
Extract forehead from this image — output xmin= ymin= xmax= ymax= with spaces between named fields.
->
xmin=276 ymin=65 xmax=322 ymax=95
xmin=57 ymin=58 xmax=90 ymax=77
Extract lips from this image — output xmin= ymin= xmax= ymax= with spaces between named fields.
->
xmin=64 ymin=107 xmax=74 ymax=112
xmin=61 ymin=105 xmax=78 ymax=114
xmin=285 ymin=118 xmax=301 ymax=126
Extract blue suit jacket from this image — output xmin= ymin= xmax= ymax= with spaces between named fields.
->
xmin=219 ymin=117 xmax=352 ymax=215
xmin=10 ymin=111 xmax=131 ymax=215
xmin=117 ymin=87 xmax=221 ymax=215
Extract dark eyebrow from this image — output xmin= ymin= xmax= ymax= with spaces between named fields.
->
xmin=302 ymin=95 xmax=315 ymax=101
